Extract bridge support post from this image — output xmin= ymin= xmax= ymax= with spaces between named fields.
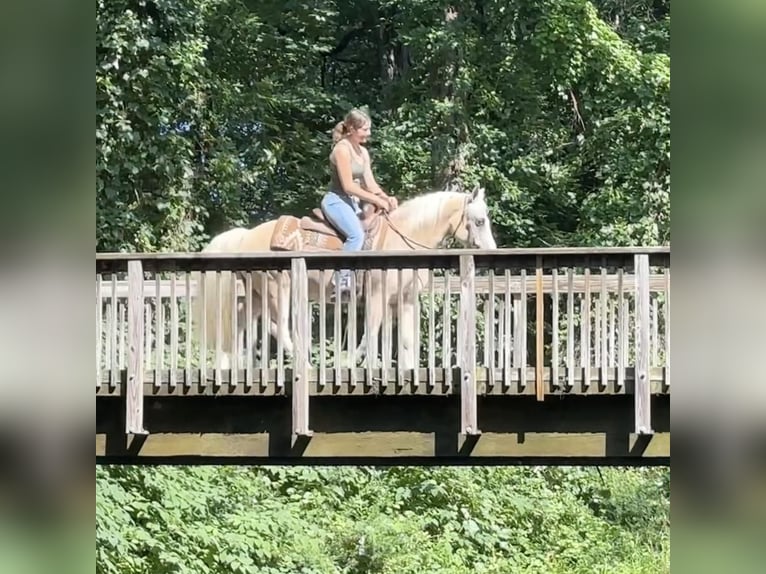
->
xmin=634 ymin=254 xmax=653 ymax=434
xmin=459 ymin=255 xmax=480 ymax=438
xmin=291 ymin=257 xmax=313 ymax=443
xmin=126 ymin=260 xmax=147 ymax=435
xmin=535 ymin=255 xmax=545 ymax=401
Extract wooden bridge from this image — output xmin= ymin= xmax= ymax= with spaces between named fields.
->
xmin=95 ymin=247 xmax=670 ymax=465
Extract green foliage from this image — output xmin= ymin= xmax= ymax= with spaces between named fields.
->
xmin=97 ymin=466 xmax=669 ymax=573
xmin=97 ymin=0 xmax=669 ymax=252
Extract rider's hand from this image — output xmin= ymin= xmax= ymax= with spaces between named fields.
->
xmin=375 ymin=196 xmax=390 ymax=212
xmin=387 ymin=196 xmax=398 ymax=210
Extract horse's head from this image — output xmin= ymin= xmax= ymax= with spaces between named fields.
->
xmin=451 ymin=185 xmax=498 ymax=249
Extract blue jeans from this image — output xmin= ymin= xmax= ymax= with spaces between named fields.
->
xmin=320 ymin=191 xmax=364 ymax=287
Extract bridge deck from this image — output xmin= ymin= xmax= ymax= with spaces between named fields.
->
xmin=96 ymin=366 xmax=667 ymax=396
xmin=95 ymin=247 xmax=670 ymax=464
xmin=96 ymin=394 xmax=670 ymax=464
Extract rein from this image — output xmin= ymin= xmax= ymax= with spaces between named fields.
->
xmin=381 ymin=195 xmax=468 ymax=251
xmin=382 ymin=212 xmax=433 ymax=250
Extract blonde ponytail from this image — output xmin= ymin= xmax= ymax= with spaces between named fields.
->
xmin=332 ymin=121 xmax=348 ymax=144
xmin=331 ymin=108 xmax=371 ymax=144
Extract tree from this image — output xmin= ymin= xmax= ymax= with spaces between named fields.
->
xmin=97 ymin=0 xmax=669 ymax=251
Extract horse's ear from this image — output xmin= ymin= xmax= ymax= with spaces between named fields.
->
xmin=447 ymin=180 xmax=464 ymax=194
xmin=469 ymin=185 xmax=485 ymax=202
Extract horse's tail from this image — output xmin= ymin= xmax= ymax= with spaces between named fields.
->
xmin=191 ymin=227 xmax=250 ymax=361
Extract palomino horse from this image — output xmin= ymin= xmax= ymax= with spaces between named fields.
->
xmin=193 ymin=185 xmax=498 ymax=370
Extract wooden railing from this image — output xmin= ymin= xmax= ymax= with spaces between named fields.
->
xmin=96 ymin=247 xmax=670 ymax=439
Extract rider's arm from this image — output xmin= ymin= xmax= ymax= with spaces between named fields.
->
xmin=361 ymin=148 xmax=397 ymax=210
xmin=361 ymin=148 xmax=386 ymax=197
xmin=334 ymin=144 xmax=388 ymax=209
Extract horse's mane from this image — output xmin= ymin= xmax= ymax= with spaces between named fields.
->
xmin=389 ymin=190 xmax=464 ymax=234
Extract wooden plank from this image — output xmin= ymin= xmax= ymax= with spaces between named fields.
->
xmin=98 ymin=273 xmax=671 ymax=299
xmin=291 ymin=258 xmax=312 ymax=439
xmin=634 ymin=254 xmax=652 ymax=434
xmin=365 ymin=270 xmax=374 ymax=385
xmin=428 ymin=270 xmax=436 ymax=388
xmin=487 ymin=269 xmax=496 ymax=387
xmin=200 ymin=271 xmax=207 ymax=386
xmin=664 ymin=269 xmax=670 ymax=388
xmin=608 ymin=292 xmax=615 ymax=369
xmin=98 ymin=246 xmax=670 ymax=261
xmin=535 ymin=257 xmax=544 ymax=401
xmin=276 ymin=271 xmax=285 ymax=390
xmin=97 ymin=431 xmax=670 ymax=460
xmin=215 ymin=272 xmax=222 ymax=388
xmin=652 ymin=297 xmax=659 ymax=366
xmin=519 ymin=269 xmax=527 ymax=389
xmin=582 ymin=265 xmax=591 ymax=389
xmin=382 ymin=273 xmax=391 ymax=386
xmin=503 ymin=269 xmax=512 ymax=388
xmin=96 ymin=391 xmax=670 ymax=461
xmin=397 ymin=269 xmax=404 ymax=386
xmin=617 ymin=268 xmax=625 ymax=391
xmin=126 ymin=261 xmax=147 ymax=434
xmin=119 ymin=304 xmax=126 ymax=372
xmin=594 ymin=290 xmax=601 ymax=367
xmin=261 ymin=272 xmax=269 ymax=388
xmin=245 ymin=272 xmax=253 ymax=389
xmin=99 ymin=366 xmax=668 ymax=397
xmin=567 ymin=268 xmax=574 ymax=390
xmin=600 ymin=264 xmax=608 ymax=388
xmin=319 ymin=269 xmax=327 ymax=388
xmin=443 ymin=269 xmax=452 ymax=392
xmin=230 ymin=272 xmax=238 ymax=385
xmin=169 ymin=274 xmax=178 ymax=389
xmin=104 ymin=300 xmax=112 ymax=384
xmin=413 ymin=269 xmax=421 ymax=388
xmin=107 ymin=273 xmax=122 ymax=386
xmin=96 ymin=246 xmax=670 ymax=274
xmin=98 ymin=430 xmax=670 ymax=460
xmin=459 ymin=255 xmax=479 ymax=436
xmin=155 ymin=275 xmax=164 ymax=390
xmin=144 ymin=303 xmax=152 ymax=372
xmin=333 ymin=271 xmax=342 ymax=388
xmin=349 ymin=272 xmax=357 ymax=388
xmin=551 ymin=267 xmax=559 ymax=390
xmin=96 ymin=274 xmax=102 ymax=388
xmin=184 ymin=272 xmax=192 ymax=388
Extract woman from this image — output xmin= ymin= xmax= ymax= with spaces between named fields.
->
xmin=321 ymin=109 xmax=398 ymax=294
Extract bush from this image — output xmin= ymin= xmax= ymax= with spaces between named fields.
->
xmin=97 ymin=466 xmax=669 ymax=574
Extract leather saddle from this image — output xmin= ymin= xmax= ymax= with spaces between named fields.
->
xmin=299 ymin=203 xmax=385 ymax=249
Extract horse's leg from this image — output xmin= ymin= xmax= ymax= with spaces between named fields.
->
xmin=397 ymin=293 xmax=418 ymax=370
xmin=247 ymin=271 xmax=290 ymax=364
xmin=232 ymin=271 xmax=263 ymax=365
xmin=265 ymin=271 xmax=294 ymax=357
xmin=245 ymin=293 xmax=264 ymax=364
xmin=398 ymin=269 xmax=428 ymax=370
xmin=356 ymin=285 xmax=385 ymax=367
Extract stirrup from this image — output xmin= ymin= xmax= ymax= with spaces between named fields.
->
xmin=330 ymin=287 xmax=351 ymax=303
xmin=329 ymin=278 xmax=352 ymax=303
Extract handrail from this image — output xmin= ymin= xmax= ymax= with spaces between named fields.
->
xmin=96 ymin=249 xmax=669 ymax=440
xmin=96 ymin=246 xmax=670 ymax=261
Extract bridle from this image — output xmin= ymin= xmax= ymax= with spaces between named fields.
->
xmin=382 ymin=195 xmax=470 ymax=250
xmin=375 ymin=196 xmax=471 ymax=292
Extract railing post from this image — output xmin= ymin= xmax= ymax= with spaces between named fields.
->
xmin=291 ymin=257 xmax=312 ymax=442
xmin=459 ymin=255 xmax=480 ymax=436
xmin=126 ymin=260 xmax=147 ymax=434
xmin=535 ymin=256 xmax=545 ymax=401
xmin=634 ymin=254 xmax=653 ymax=434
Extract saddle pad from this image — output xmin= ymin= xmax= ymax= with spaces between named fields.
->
xmin=270 ymin=216 xmax=343 ymax=251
